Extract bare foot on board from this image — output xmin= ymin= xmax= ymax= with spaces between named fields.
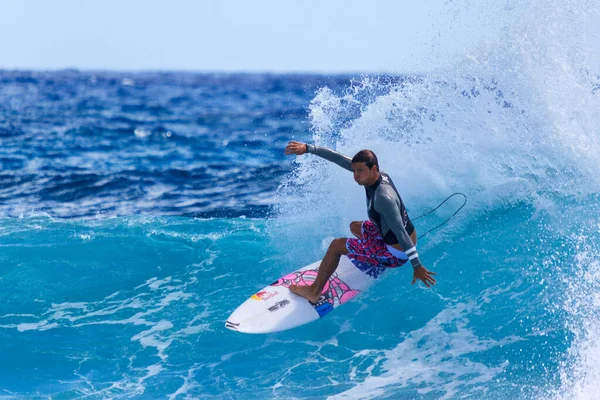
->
xmin=289 ymin=284 xmax=321 ymax=304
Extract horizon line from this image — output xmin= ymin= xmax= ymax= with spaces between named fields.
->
xmin=0 ymin=66 xmax=424 ymax=76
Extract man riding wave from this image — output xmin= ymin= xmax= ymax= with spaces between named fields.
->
xmin=284 ymin=141 xmax=437 ymax=303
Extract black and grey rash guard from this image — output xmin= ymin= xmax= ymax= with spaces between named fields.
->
xmin=306 ymin=144 xmax=422 ymax=269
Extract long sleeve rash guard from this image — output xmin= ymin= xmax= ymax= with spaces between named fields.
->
xmin=306 ymin=144 xmax=422 ymax=269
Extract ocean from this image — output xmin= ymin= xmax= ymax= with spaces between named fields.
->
xmin=2 ymin=1 xmax=600 ymax=398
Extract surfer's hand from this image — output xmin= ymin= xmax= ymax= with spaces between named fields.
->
xmin=285 ymin=141 xmax=308 ymax=156
xmin=411 ymin=266 xmax=437 ymax=288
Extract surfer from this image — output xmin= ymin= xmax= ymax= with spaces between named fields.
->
xmin=284 ymin=141 xmax=436 ymax=303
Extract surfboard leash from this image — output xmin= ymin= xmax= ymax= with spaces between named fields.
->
xmin=412 ymin=192 xmax=467 ymax=240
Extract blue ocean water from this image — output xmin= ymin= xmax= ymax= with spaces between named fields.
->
xmin=3 ymin=2 xmax=600 ymax=399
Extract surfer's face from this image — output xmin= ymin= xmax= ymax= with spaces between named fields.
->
xmin=352 ymin=162 xmax=379 ymax=186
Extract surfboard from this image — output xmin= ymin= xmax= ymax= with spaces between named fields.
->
xmin=225 ymin=255 xmax=387 ymax=334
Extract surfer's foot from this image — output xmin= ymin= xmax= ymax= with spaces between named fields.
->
xmin=289 ymin=284 xmax=321 ymax=304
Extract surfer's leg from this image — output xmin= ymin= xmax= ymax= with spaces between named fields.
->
xmin=350 ymin=221 xmax=364 ymax=239
xmin=289 ymin=238 xmax=349 ymax=303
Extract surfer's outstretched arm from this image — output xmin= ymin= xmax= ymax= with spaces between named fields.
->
xmin=285 ymin=141 xmax=352 ymax=172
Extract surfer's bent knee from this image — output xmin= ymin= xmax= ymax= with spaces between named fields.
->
xmin=329 ymin=238 xmax=349 ymax=255
xmin=350 ymin=221 xmax=363 ymax=238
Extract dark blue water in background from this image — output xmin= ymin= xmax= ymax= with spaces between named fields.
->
xmin=0 ymin=70 xmax=357 ymax=218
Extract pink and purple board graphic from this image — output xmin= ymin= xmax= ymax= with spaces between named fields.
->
xmin=271 ymin=269 xmax=360 ymax=317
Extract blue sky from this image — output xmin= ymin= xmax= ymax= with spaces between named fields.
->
xmin=0 ymin=0 xmax=506 ymax=73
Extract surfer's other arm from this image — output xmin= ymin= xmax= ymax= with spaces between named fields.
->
xmin=376 ymin=192 xmax=437 ymax=288
xmin=285 ymin=141 xmax=352 ymax=171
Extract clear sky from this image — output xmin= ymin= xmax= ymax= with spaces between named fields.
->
xmin=0 ymin=0 xmax=506 ymax=73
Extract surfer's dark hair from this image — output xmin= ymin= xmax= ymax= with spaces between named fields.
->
xmin=352 ymin=150 xmax=379 ymax=171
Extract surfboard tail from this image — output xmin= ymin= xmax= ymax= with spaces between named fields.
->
xmin=225 ymin=320 xmax=240 ymax=331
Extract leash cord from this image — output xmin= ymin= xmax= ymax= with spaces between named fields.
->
xmin=413 ymin=192 xmax=467 ymax=240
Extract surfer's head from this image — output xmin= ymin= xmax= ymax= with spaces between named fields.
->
xmin=351 ymin=150 xmax=379 ymax=186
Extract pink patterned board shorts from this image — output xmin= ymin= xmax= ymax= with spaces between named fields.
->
xmin=346 ymin=220 xmax=409 ymax=279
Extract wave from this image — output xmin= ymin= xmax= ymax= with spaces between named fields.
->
xmin=271 ymin=0 xmax=600 ymax=398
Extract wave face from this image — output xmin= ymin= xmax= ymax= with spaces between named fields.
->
xmin=2 ymin=0 xmax=600 ymax=398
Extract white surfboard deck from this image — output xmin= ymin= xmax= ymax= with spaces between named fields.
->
xmin=225 ymin=255 xmax=388 ymax=334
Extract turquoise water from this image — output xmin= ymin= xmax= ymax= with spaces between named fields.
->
xmin=1 ymin=198 xmax=599 ymax=398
